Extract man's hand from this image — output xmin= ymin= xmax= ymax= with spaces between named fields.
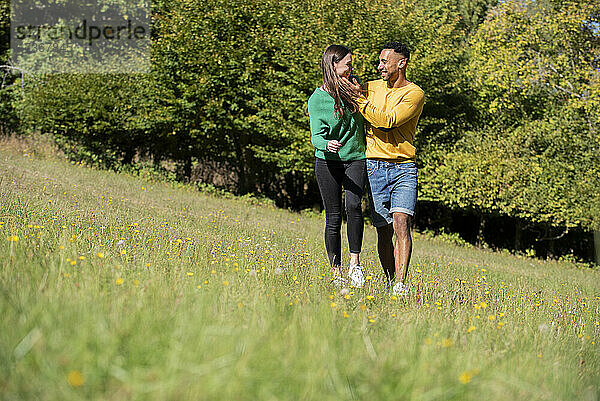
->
xmin=342 ymin=76 xmax=362 ymax=100
xmin=326 ymin=140 xmax=342 ymax=153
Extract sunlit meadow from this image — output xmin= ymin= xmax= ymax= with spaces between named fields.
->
xmin=1 ymin=141 xmax=599 ymax=400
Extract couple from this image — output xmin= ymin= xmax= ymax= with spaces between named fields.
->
xmin=308 ymin=42 xmax=424 ymax=296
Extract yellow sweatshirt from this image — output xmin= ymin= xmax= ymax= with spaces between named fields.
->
xmin=356 ymin=80 xmax=425 ymax=162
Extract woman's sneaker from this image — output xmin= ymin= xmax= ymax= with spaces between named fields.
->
xmin=348 ymin=265 xmax=365 ymax=288
xmin=331 ymin=275 xmax=346 ymax=287
xmin=392 ymin=281 xmax=408 ymax=297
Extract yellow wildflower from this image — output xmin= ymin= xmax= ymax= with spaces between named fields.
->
xmin=67 ymin=370 xmax=85 ymax=387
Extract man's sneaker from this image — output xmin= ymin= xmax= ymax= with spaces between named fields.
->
xmin=348 ymin=265 xmax=365 ymax=288
xmin=392 ymin=281 xmax=408 ymax=297
xmin=331 ymin=275 xmax=346 ymax=287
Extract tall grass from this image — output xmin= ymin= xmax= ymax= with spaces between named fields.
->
xmin=0 ymin=146 xmax=598 ymax=400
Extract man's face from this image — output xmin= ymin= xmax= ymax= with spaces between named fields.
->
xmin=377 ymin=49 xmax=405 ymax=81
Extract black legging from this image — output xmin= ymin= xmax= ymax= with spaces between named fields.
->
xmin=315 ymin=157 xmax=367 ymax=268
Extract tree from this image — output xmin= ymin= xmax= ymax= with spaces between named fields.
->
xmin=420 ymin=0 xmax=600 ymax=232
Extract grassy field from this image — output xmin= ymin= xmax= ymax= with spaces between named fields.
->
xmin=1 ymin=143 xmax=599 ymax=400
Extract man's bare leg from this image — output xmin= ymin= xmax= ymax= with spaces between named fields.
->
xmin=392 ymin=212 xmax=412 ymax=283
xmin=376 ymin=223 xmax=395 ymax=283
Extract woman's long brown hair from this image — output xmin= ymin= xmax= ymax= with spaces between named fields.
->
xmin=321 ymin=45 xmax=359 ymax=118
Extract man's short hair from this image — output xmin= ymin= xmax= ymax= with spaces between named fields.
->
xmin=382 ymin=42 xmax=410 ymax=61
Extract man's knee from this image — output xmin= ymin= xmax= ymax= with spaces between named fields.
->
xmin=393 ymin=213 xmax=412 ymax=235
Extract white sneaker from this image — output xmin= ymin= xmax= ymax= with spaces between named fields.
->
xmin=348 ymin=265 xmax=365 ymax=288
xmin=392 ymin=282 xmax=408 ymax=297
xmin=331 ymin=275 xmax=346 ymax=287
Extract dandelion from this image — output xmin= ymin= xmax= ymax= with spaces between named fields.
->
xmin=343 ymin=311 xmax=349 ymax=318
xmin=6 ymin=235 xmax=19 ymax=242
xmin=115 ymin=278 xmax=124 ymax=285
xmin=187 ymin=272 xmax=194 ymax=277
xmin=78 ymin=256 xmax=86 ymax=261
xmin=67 ymin=370 xmax=85 ymax=387
xmin=442 ymin=338 xmax=453 ymax=347
xmin=467 ymin=326 xmax=476 ymax=333
xmin=488 ymin=315 xmax=496 ymax=321
xmin=222 ymin=281 xmax=229 ymax=286
xmin=96 ymin=252 xmax=105 ymax=258
xmin=459 ymin=369 xmax=479 ymax=384
xmin=330 ymin=302 xmax=337 ymax=308
xmin=366 ymin=295 xmax=374 ymax=300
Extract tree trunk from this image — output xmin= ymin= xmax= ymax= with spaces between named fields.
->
xmin=515 ymin=220 xmax=522 ymax=251
xmin=477 ymin=215 xmax=486 ymax=247
xmin=595 ymin=230 xmax=600 ymax=266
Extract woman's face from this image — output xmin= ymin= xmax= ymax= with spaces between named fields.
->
xmin=334 ymin=53 xmax=353 ymax=78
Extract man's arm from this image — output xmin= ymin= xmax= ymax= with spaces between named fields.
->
xmin=356 ymin=89 xmax=424 ymax=129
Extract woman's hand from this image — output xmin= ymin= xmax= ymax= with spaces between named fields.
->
xmin=326 ymin=140 xmax=342 ymax=153
xmin=342 ymin=76 xmax=362 ymax=99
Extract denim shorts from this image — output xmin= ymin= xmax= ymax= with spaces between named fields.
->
xmin=367 ymin=159 xmax=418 ymax=227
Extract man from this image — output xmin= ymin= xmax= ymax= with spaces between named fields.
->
xmin=345 ymin=42 xmax=425 ymax=296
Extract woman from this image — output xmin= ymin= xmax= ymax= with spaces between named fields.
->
xmin=307 ymin=44 xmax=366 ymax=288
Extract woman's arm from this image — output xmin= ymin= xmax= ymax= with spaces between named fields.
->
xmin=309 ymin=94 xmax=341 ymax=152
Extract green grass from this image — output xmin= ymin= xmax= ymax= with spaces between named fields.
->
xmin=0 ymin=146 xmax=599 ymax=400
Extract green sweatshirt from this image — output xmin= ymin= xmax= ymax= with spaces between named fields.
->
xmin=307 ymin=88 xmax=365 ymax=161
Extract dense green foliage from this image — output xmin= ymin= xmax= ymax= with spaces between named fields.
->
xmin=1 ymin=0 xmax=599 ymax=248
xmin=420 ymin=0 xmax=600 ymax=232
xmin=0 ymin=0 xmax=19 ymax=136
